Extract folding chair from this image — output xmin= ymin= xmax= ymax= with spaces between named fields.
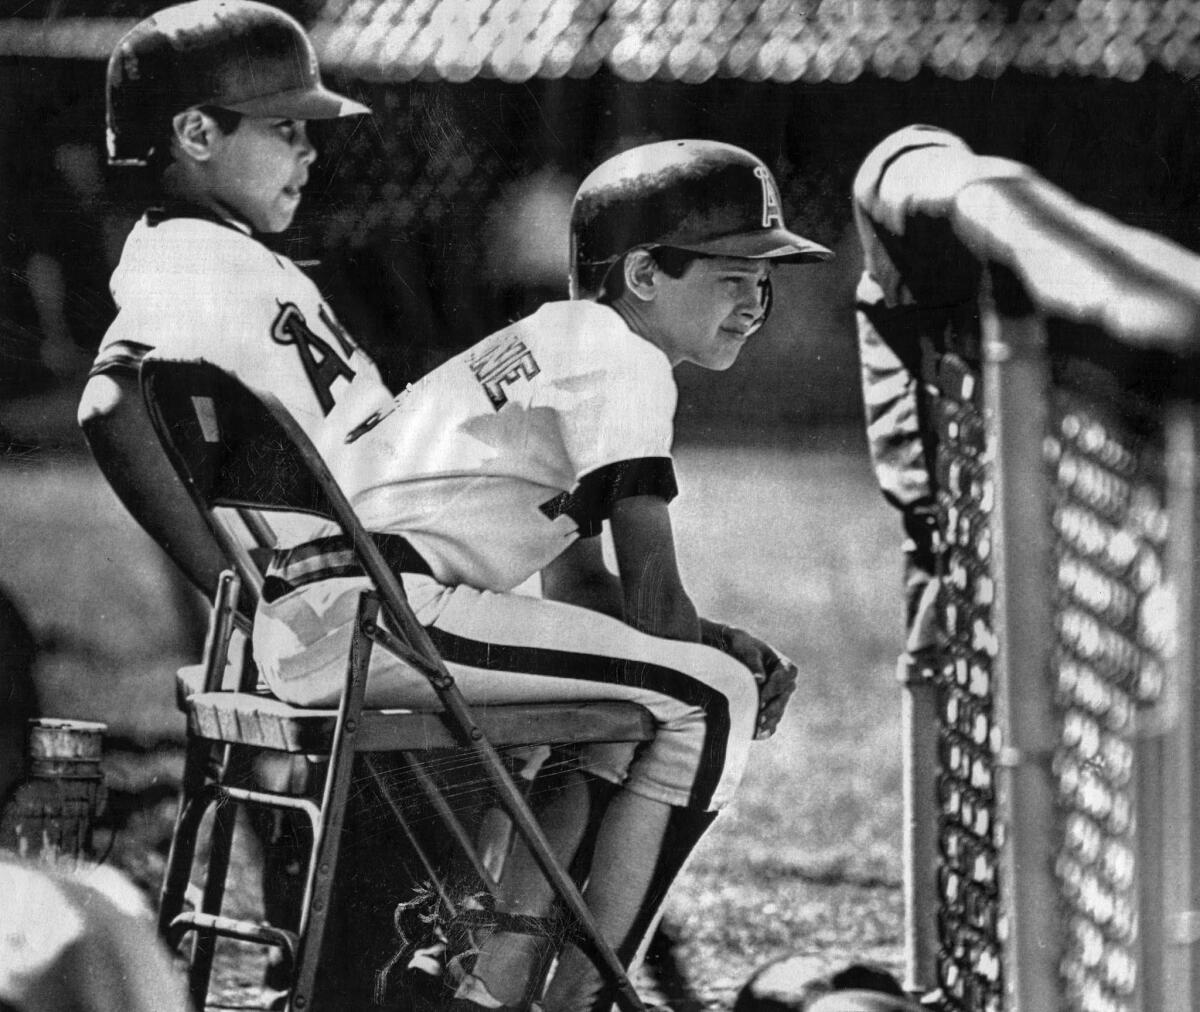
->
xmin=140 ymin=357 xmax=656 ymax=1012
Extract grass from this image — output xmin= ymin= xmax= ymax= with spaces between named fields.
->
xmin=0 ymin=426 xmax=909 ymax=1009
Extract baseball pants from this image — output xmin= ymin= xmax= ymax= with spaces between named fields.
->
xmin=253 ymin=574 xmax=759 ymax=812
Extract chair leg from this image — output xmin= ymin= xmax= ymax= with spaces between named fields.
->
xmin=289 ymin=593 xmax=379 ymax=1012
xmin=159 ymin=739 xmax=219 ymax=939
xmin=188 ymin=747 xmax=258 ymax=1009
xmin=161 ymin=566 xmax=245 ymax=999
xmin=186 ymin=799 xmax=238 ymax=1009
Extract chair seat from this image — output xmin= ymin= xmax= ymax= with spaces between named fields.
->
xmin=178 ymin=665 xmax=655 ymax=754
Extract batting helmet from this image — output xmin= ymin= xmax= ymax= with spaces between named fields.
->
xmin=569 ymin=139 xmax=833 ymax=302
xmin=106 ymin=0 xmax=370 ymax=167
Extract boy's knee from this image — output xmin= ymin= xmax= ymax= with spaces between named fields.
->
xmin=699 ymin=650 xmax=760 ymax=737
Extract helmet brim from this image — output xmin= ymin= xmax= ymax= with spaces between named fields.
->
xmin=676 ymin=227 xmax=834 ymax=263
xmin=223 ymin=84 xmax=370 ymax=120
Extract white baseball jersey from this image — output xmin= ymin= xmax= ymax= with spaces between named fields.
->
xmin=347 ymin=300 xmax=679 ymax=590
xmin=96 ymin=209 xmax=394 ymax=541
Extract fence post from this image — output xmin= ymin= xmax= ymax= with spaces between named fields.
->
xmin=899 ymin=653 xmax=940 ymax=996
xmin=980 ymin=264 xmax=1063 ymax=1011
xmin=1161 ymin=404 xmax=1200 ymax=1009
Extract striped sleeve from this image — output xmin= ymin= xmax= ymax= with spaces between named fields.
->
xmin=856 ymin=272 xmax=931 ymax=512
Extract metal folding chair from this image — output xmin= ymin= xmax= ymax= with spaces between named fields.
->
xmin=140 ymin=357 xmax=655 ymax=1012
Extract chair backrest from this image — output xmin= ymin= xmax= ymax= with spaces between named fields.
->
xmin=141 ymin=359 xmax=337 ymax=520
xmin=140 ymin=357 xmax=448 ymax=681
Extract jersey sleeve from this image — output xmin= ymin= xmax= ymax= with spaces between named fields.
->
xmin=542 ymin=307 xmax=679 ymax=535
xmin=93 ymin=283 xmax=242 ymax=380
xmin=539 ymin=457 xmax=678 ymax=537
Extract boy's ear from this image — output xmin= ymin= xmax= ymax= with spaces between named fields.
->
xmin=172 ymin=109 xmax=217 ymax=162
xmin=622 ymin=249 xmax=659 ymax=303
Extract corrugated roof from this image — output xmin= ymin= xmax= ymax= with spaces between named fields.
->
xmin=2 ymin=0 xmax=1199 ymax=82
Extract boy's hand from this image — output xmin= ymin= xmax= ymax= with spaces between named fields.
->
xmin=712 ymin=625 xmax=799 ymax=740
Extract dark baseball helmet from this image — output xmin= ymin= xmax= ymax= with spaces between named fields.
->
xmin=106 ymin=0 xmax=370 ymax=167
xmin=569 ymin=139 xmax=833 ymax=302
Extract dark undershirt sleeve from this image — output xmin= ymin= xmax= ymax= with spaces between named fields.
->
xmin=539 ymin=457 xmax=678 ymax=538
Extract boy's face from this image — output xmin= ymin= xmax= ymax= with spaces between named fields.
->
xmin=647 ymin=256 xmax=772 ymax=371
xmin=204 ymin=115 xmax=317 ymax=234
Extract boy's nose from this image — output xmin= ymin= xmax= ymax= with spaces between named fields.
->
xmin=737 ymin=286 xmax=765 ymax=317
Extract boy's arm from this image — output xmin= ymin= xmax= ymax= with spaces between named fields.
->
xmin=540 ymin=537 xmax=624 ymax=619
xmin=543 ymin=494 xmax=798 ymax=738
xmin=608 ymin=495 xmax=701 ymax=642
xmin=540 ymin=496 xmax=699 ymax=640
xmin=77 ymin=371 xmax=226 ymax=593
xmin=610 ymin=496 xmax=797 ymax=738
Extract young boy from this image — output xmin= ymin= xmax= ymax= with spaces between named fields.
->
xmin=75 ymin=0 xmax=373 ymax=999
xmin=249 ymin=139 xmax=829 ymax=1009
xmin=78 ymin=0 xmax=373 ymax=593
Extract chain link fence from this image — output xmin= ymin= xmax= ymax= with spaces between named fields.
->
xmin=856 ymin=130 xmax=1200 ymax=1011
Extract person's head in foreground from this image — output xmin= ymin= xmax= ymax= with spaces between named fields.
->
xmin=736 ymin=958 xmax=926 ymax=1012
xmin=569 ymin=138 xmax=833 ymax=370
xmin=106 ymin=0 xmax=369 ymax=234
xmin=806 ymin=992 xmax=925 ymax=1012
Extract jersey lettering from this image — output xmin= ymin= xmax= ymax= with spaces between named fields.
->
xmin=468 ymin=331 xmax=540 ymax=410
xmin=272 ymin=302 xmax=356 ymax=415
xmin=754 ymin=165 xmax=784 ymax=229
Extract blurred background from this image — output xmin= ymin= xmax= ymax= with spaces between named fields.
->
xmin=2 ymin=0 xmax=1200 ymax=1004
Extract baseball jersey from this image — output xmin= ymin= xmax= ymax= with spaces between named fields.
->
xmin=96 ymin=208 xmax=395 ymax=542
xmin=347 ymin=300 xmax=679 ymax=591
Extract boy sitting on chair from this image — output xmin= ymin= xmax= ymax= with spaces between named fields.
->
xmin=74 ymin=0 xmax=373 ymax=999
xmin=77 ymin=0 xmax=373 ymax=594
xmin=82 ymin=4 xmax=829 ymax=1000
xmin=254 ymin=140 xmax=826 ymax=1010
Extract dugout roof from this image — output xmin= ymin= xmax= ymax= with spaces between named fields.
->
xmin=1 ymin=0 xmax=1198 ymax=83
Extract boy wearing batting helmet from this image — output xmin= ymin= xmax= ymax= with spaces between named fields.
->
xmin=76 ymin=0 xmax=372 ymax=1000
xmin=404 ymin=139 xmax=832 ymax=1012
xmin=236 ymin=139 xmax=828 ymax=1010
xmin=79 ymin=0 xmax=372 ymax=590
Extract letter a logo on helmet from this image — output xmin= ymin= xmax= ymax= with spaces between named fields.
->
xmin=753 ymin=166 xmax=784 ymax=229
xmin=569 ymin=139 xmax=832 ymax=301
